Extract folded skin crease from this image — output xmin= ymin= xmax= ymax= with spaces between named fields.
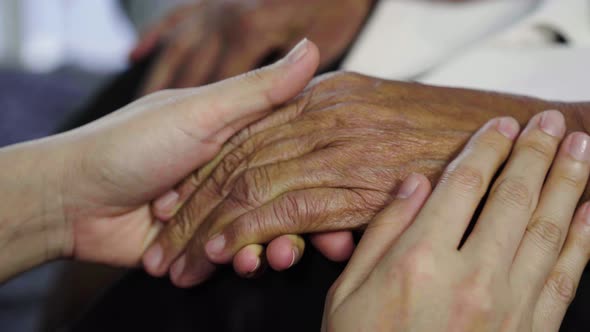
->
xmin=152 ymin=72 xmax=590 ymax=282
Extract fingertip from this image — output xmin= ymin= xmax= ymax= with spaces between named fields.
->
xmin=311 ymin=231 xmax=355 ymax=262
xmin=205 ymin=234 xmax=233 ymax=264
xmin=152 ymin=190 xmax=180 ymax=221
xmin=170 ymin=255 xmax=216 ymax=288
xmin=267 ymin=235 xmax=305 ymax=271
xmin=233 ymin=244 xmax=264 ymax=277
xmin=395 ymin=173 xmax=431 ymax=200
xmin=268 ymin=39 xmax=320 ymax=103
xmin=143 ymin=243 xmax=167 ymax=277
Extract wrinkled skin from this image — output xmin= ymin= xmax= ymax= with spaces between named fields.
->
xmin=133 ymin=0 xmax=373 ymax=94
xmin=147 ymin=72 xmax=590 ymax=286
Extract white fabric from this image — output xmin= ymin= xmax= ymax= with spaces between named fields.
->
xmin=343 ymin=0 xmax=590 ymax=101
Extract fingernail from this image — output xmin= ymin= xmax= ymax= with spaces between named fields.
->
xmin=538 ymin=110 xmax=565 ymax=137
xmin=286 ymin=38 xmax=309 ymax=64
xmin=496 ymin=117 xmax=519 ymax=140
xmin=170 ymin=255 xmax=186 ymax=282
xmin=143 ymin=244 xmax=163 ymax=271
xmin=567 ymin=133 xmax=590 ymax=162
xmin=156 ymin=191 xmax=179 ymax=212
xmin=250 ymin=257 xmax=261 ymax=273
xmin=288 ymin=247 xmax=299 ymax=269
xmin=205 ymin=234 xmax=226 ymax=257
xmin=397 ymin=173 xmax=421 ymax=199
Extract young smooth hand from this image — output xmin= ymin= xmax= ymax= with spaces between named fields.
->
xmin=0 ymin=40 xmax=320 ymax=283
xmin=324 ymin=111 xmax=590 ymax=331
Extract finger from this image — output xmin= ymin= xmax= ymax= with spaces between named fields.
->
xmin=329 ymin=174 xmax=431 ymax=307
xmin=130 ymin=4 xmax=197 ymax=62
xmin=266 ymin=235 xmax=306 ymax=271
xmin=171 ymin=32 xmax=222 ymax=88
xmin=205 ymin=187 xmax=392 ymax=264
xmin=144 ymin=178 xmax=226 ymax=277
xmin=463 ymin=110 xmax=566 ymax=268
xmin=142 ymin=40 xmax=320 ymax=275
xmin=152 ymin=189 xmax=180 ymax=222
xmin=408 ymin=117 xmax=519 ymax=247
xmin=151 ymin=115 xmax=333 ymax=221
xmin=310 ymin=231 xmax=355 ymax=262
xmin=172 ymin=230 xmax=302 ymax=286
xmin=168 ymin=249 xmax=216 ymax=288
xmin=147 ymin=125 xmax=327 ymax=269
xmin=233 ymin=244 xmax=265 ymax=278
xmin=533 ymin=201 xmax=590 ymax=331
xmin=511 ymin=132 xmax=590 ymax=301
xmin=146 ymin=139 xmax=318 ymax=275
xmin=200 ymin=147 xmax=374 ymax=235
xmin=182 ymin=38 xmax=319 ymax=140
xmin=141 ymin=28 xmax=207 ymax=95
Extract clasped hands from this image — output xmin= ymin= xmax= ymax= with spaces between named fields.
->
xmin=141 ymin=69 xmax=590 ymax=287
xmin=26 ymin=37 xmax=586 ymax=330
xmin=138 ymin=67 xmax=590 ymax=329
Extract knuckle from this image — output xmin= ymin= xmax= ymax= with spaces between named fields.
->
xmin=167 ymin=212 xmax=196 ymax=247
xmin=546 ymin=271 xmax=577 ymax=305
xmin=220 ymin=149 xmax=248 ymax=179
xmin=209 ymin=147 xmax=253 ymax=198
xmin=228 ymin=167 xmax=271 ymax=210
xmin=526 ymin=216 xmax=563 ymax=253
xmin=386 ymin=243 xmax=436 ymax=284
xmin=350 ymin=189 xmax=389 ymax=214
xmin=455 ymin=271 xmax=495 ymax=315
xmin=440 ymin=164 xmax=486 ymax=195
xmin=458 ymin=284 xmax=494 ymax=314
xmin=492 ymin=177 xmax=533 ymax=210
xmin=274 ymin=194 xmax=305 ymax=229
xmin=516 ymin=138 xmax=556 ymax=163
xmin=224 ymin=210 xmax=267 ymax=246
xmin=554 ymin=172 xmax=585 ymax=191
xmin=473 ymin=133 xmax=509 ymax=156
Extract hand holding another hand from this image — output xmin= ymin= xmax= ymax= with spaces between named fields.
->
xmin=51 ymin=40 xmax=319 ymax=270
xmin=325 ymin=111 xmax=590 ymax=331
xmin=145 ymin=72 xmax=590 ymax=287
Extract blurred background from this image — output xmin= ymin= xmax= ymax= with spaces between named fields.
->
xmin=0 ymin=1 xmax=188 ymax=331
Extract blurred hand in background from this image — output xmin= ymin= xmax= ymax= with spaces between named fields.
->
xmin=130 ymin=0 xmax=373 ymax=95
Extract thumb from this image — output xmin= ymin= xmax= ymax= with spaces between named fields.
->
xmin=179 ymin=38 xmax=320 ymax=143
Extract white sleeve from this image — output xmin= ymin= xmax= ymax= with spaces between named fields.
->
xmin=341 ymin=0 xmax=539 ymax=80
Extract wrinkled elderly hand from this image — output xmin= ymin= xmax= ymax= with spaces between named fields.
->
xmin=143 ymin=72 xmax=590 ymax=287
xmin=132 ymin=0 xmax=372 ymax=95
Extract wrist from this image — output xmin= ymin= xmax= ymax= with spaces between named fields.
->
xmin=0 ymin=136 xmax=70 ymax=281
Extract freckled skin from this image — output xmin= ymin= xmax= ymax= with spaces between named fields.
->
xmin=159 ymin=72 xmax=590 ymax=273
